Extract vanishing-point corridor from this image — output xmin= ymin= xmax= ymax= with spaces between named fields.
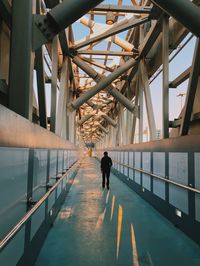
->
xmin=1 ymin=1 xmax=200 ymax=265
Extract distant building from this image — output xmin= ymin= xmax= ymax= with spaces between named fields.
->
xmin=156 ymin=129 xmax=161 ymax=140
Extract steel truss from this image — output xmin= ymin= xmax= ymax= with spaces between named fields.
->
xmin=0 ymin=0 xmax=200 ymax=147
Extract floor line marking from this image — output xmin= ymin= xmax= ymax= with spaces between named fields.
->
xmin=106 ymin=190 xmax=110 ymax=204
xmin=131 ymin=223 xmax=139 ymax=266
xmin=116 ymin=205 xmax=123 ymax=259
xmin=95 ymin=207 xmax=107 ymax=230
xmin=110 ymin=195 xmax=115 ymax=221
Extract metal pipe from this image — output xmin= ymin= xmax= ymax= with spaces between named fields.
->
xmin=75 ymin=16 xmax=149 ymax=50
xmin=78 ymin=50 xmax=134 ymax=56
xmin=86 ymin=100 xmax=103 ymax=110
xmin=69 ymin=57 xmax=137 ymax=111
xmin=101 ymin=113 xmax=117 ymax=127
xmin=107 ymin=85 xmax=136 ymax=112
xmin=47 ymin=0 xmax=104 ymax=34
xmin=150 ymin=0 xmax=200 ymax=37
xmin=78 ymin=16 xmax=133 ymax=51
xmin=93 ymin=136 xmax=102 ymax=141
xmin=72 ymin=56 xmax=99 ymax=80
xmin=93 ymin=4 xmax=151 ymax=14
xmin=96 ymin=131 xmax=104 ymax=138
xmin=77 ymin=114 xmax=94 ymax=125
xmin=98 ymin=123 xmax=109 ymax=134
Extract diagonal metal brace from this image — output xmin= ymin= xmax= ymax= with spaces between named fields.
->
xmin=70 ymin=56 xmax=137 ymax=112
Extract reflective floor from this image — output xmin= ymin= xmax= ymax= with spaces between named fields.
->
xmin=36 ymin=157 xmax=200 ymax=266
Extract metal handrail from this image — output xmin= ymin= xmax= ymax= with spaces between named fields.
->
xmin=112 ymin=160 xmax=200 ymax=195
xmin=0 ymin=161 xmax=79 ymax=251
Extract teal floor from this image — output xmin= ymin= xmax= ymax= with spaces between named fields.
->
xmin=36 ymin=158 xmax=200 ymax=266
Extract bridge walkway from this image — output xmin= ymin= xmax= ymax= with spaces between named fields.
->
xmin=36 ymin=157 xmax=200 ymax=266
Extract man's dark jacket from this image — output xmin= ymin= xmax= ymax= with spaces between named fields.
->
xmin=101 ymin=156 xmax=112 ymax=172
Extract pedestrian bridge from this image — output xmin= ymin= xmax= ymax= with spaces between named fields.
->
xmin=0 ymin=0 xmax=200 ymax=265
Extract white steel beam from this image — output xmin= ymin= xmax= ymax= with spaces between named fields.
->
xmin=180 ymin=38 xmax=200 ymax=136
xmin=140 ymin=60 xmax=156 ymax=140
xmin=50 ymin=35 xmax=58 ymax=133
xmin=162 ymin=14 xmax=169 ymax=138
xmin=56 ymin=58 xmax=69 ymax=137
xmin=74 ymin=16 xmax=149 ymax=50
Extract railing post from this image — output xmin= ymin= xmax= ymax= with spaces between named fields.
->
xmin=24 ymin=149 xmax=34 ymax=252
xmin=165 ymin=152 xmax=169 ymax=202
xmin=188 ymin=152 xmax=195 ymax=218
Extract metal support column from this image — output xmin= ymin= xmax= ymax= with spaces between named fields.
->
xmin=139 ymin=78 xmax=143 ymax=143
xmin=119 ymin=106 xmax=124 ymax=145
xmin=116 ymin=115 xmax=120 ymax=146
xmin=50 ymin=35 xmax=58 ymax=132
xmin=140 ymin=60 xmax=156 ymax=140
xmin=66 ymin=73 xmax=72 ymax=141
xmin=24 ymin=149 xmax=34 ymax=251
xmin=162 ymin=15 xmax=169 ymax=138
xmin=180 ymin=38 xmax=200 ymax=136
xmin=35 ymin=0 xmax=47 ymax=128
xmin=35 ymin=47 xmax=47 ymax=128
xmin=130 ymin=74 xmax=140 ymax=143
xmin=9 ymin=0 xmax=35 ymax=120
xmin=56 ymin=58 xmax=69 ymax=137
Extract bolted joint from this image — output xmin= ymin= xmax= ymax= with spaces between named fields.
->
xmin=101 ymin=113 xmax=117 ymax=127
xmin=27 ymin=197 xmax=37 ymax=208
xmin=67 ymin=102 xmax=75 ymax=112
xmin=120 ymin=74 xmax=128 ymax=81
xmin=68 ymin=48 xmax=78 ymax=57
xmin=46 ymin=183 xmax=53 ymax=190
xmin=35 ymin=15 xmax=57 ymax=41
xmin=95 ymin=75 xmax=102 ymax=83
xmin=34 ymin=0 xmax=104 ymax=48
xmin=77 ymin=114 xmax=94 ymax=125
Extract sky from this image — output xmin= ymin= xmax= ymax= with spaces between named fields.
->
xmin=72 ymin=0 xmax=196 ymax=132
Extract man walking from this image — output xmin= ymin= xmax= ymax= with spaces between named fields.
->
xmin=101 ymin=151 xmax=112 ymax=190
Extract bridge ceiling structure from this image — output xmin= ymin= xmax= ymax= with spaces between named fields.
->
xmin=0 ymin=0 xmax=200 ymax=147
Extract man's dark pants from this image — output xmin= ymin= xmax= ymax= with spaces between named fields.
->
xmin=102 ymin=170 xmax=110 ymax=189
